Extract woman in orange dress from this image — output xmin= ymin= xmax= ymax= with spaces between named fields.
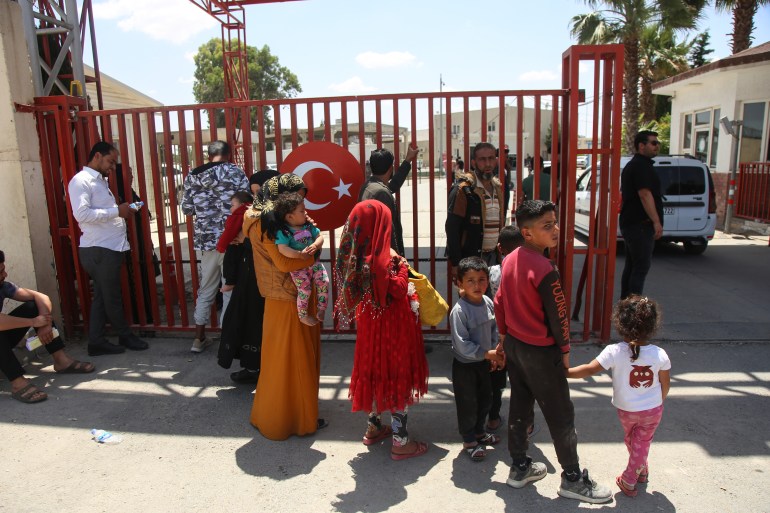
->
xmin=335 ymin=200 xmax=429 ymax=459
xmin=244 ymin=173 xmax=326 ymax=440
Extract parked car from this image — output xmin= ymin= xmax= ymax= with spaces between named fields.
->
xmin=576 ymin=155 xmax=588 ymax=169
xmin=574 ymin=155 xmax=717 ymax=255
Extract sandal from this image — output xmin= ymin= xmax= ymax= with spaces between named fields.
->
xmin=616 ymin=476 xmax=638 ymax=497
xmin=476 ymin=432 xmax=501 ymax=446
xmin=637 ymin=469 xmax=649 ymax=484
xmin=363 ymin=425 xmax=392 ymax=446
xmin=11 ymin=383 xmax=47 ymax=404
xmin=391 ymin=441 xmax=428 ymax=461
xmin=55 ymin=360 xmax=95 ymax=374
xmin=465 ymin=444 xmax=486 ymax=461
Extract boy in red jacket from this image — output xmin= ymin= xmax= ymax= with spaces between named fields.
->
xmin=493 ymin=200 xmax=611 ymax=504
xmin=217 ymin=191 xmax=253 ymax=294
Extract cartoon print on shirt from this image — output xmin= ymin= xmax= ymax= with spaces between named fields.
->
xmin=629 ymin=365 xmax=654 ymax=388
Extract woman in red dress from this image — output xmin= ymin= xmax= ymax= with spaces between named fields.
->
xmin=335 ymin=200 xmax=429 ymax=460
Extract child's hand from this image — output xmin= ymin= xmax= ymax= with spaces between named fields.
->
xmin=302 ymin=244 xmax=317 ymax=256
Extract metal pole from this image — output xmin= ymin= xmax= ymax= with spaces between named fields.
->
xmin=438 ymin=74 xmax=444 ymax=178
xmin=723 ymin=121 xmax=743 ymax=234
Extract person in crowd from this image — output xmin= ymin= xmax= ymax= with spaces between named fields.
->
xmin=181 ymin=141 xmax=248 ymax=353
xmin=486 ymin=225 xmax=525 ymax=434
xmin=335 ymin=200 xmax=429 ymax=460
xmin=218 ymin=170 xmax=279 ymax=385
xmin=358 ymin=145 xmax=419 ymax=257
xmin=620 ymin=130 xmax=663 ymax=299
xmin=567 ymin=295 xmax=670 ymax=497
xmin=449 ymin=256 xmax=504 ymax=461
xmin=244 ymin=173 xmax=326 ymax=439
xmin=494 ymin=200 xmax=611 ymax=504
xmin=216 ymin=190 xmax=253 ymax=294
xmin=446 ymin=142 xmax=505 ymax=281
xmin=114 ymin=163 xmax=158 ymax=324
xmin=68 ymin=142 xmax=148 ymax=356
xmin=522 ymin=162 xmax=553 ymax=202
xmin=268 ymin=192 xmax=329 ymax=326
xmin=0 ymin=250 xmax=94 ymax=403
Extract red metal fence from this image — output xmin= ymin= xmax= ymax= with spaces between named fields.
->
xmin=31 ymin=44 xmax=624 ymax=341
xmin=735 ymin=162 xmax=770 ymax=223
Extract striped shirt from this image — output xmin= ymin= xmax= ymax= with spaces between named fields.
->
xmin=482 ymin=188 xmax=500 ymax=252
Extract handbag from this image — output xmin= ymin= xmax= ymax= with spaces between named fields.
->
xmin=408 ymin=266 xmax=449 ymax=326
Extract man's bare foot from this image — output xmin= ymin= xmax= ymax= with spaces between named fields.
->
xmin=300 ymin=316 xmax=319 ymax=326
xmin=220 ymin=284 xmax=234 ymax=293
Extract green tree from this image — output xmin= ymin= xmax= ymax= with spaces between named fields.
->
xmin=714 ymin=0 xmax=770 ymax=54
xmin=570 ymin=1 xmax=704 ymax=153
xmin=639 ymin=26 xmax=691 ymax=123
xmin=192 ymin=38 xmax=301 ymax=130
xmin=689 ymin=31 xmax=715 ymax=67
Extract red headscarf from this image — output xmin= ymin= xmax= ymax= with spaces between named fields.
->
xmin=335 ymin=200 xmax=393 ymax=322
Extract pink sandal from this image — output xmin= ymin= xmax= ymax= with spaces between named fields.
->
xmin=391 ymin=441 xmax=428 ymax=461
xmin=616 ymin=476 xmax=638 ymax=497
xmin=362 ymin=425 xmax=392 ymax=446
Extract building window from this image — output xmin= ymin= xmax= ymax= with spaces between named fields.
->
xmin=681 ymin=109 xmax=720 ymax=167
xmin=683 ymin=114 xmax=692 ymax=149
xmin=739 ymin=101 xmax=768 ymax=163
xmin=710 ymin=109 xmax=720 ymax=168
xmin=488 ymin=121 xmax=496 ymax=132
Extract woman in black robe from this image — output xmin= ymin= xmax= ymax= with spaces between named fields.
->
xmin=217 ymin=170 xmax=279 ymax=383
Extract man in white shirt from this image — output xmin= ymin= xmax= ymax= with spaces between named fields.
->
xmin=68 ymin=142 xmax=149 ymax=356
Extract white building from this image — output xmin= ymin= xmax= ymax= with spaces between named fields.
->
xmin=653 ymin=41 xmax=770 ymax=231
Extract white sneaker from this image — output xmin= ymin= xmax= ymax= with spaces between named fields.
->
xmin=558 ymin=469 xmax=613 ymax=504
xmin=190 ymin=337 xmax=213 ymax=353
xmin=507 ymin=459 xmax=547 ymax=489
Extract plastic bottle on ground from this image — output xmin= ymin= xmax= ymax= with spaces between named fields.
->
xmin=90 ymin=429 xmax=122 ymax=444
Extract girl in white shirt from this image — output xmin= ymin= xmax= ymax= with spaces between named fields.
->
xmin=567 ymin=295 xmax=671 ymax=498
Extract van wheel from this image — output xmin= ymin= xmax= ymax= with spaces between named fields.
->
xmin=683 ymin=240 xmax=708 ymax=255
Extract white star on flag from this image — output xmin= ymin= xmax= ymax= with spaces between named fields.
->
xmin=332 ymin=178 xmax=353 ymax=199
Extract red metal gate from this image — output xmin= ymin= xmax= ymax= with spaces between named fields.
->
xmin=31 ymin=44 xmax=623 ymax=341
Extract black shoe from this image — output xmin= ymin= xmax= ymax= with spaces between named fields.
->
xmin=119 ymin=335 xmax=149 ymax=351
xmin=317 ymin=418 xmax=329 ymax=430
xmin=230 ymin=368 xmax=259 ymax=384
xmin=88 ymin=341 xmax=126 ymax=356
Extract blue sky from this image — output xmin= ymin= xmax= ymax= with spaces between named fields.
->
xmin=86 ymin=0 xmax=770 ymax=119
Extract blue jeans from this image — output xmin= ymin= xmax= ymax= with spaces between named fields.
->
xmin=620 ymin=223 xmax=655 ymax=299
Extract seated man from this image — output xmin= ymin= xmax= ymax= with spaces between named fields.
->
xmin=1 ymin=250 xmax=94 ymax=403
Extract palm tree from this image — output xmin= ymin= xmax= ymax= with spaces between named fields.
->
xmin=639 ymin=26 xmax=692 ymax=123
xmin=571 ymin=1 xmax=704 ymax=153
xmin=714 ymin=0 xmax=770 ymax=54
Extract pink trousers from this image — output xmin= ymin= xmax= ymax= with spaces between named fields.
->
xmin=616 ymin=404 xmax=664 ymax=486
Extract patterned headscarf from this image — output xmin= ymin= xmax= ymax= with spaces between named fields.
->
xmin=252 ymin=173 xmax=307 ymax=239
xmin=335 ymin=200 xmax=394 ymax=324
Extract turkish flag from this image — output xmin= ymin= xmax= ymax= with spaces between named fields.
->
xmin=280 ymin=141 xmax=364 ymax=231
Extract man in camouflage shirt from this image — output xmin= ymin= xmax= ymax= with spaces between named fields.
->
xmin=181 ymin=141 xmax=248 ymax=353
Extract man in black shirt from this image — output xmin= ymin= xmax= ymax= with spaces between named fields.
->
xmin=619 ymin=130 xmax=663 ymax=299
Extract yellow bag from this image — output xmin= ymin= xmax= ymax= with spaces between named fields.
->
xmin=408 ymin=266 xmax=449 ymax=326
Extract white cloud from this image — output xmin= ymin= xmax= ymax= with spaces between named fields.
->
xmin=178 ymin=76 xmax=195 ymax=84
xmin=93 ymin=0 xmax=217 ymax=44
xmin=355 ymin=51 xmax=418 ymax=69
xmin=184 ymin=51 xmax=197 ymax=62
xmin=328 ymin=77 xmax=376 ymax=94
xmin=518 ymin=70 xmax=559 ymax=82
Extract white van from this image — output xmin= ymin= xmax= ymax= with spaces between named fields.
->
xmin=574 ymin=155 xmax=717 ymax=254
